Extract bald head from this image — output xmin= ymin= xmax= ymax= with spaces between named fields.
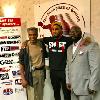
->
xmin=70 ymin=26 xmax=82 ymax=33
xmin=69 ymin=26 xmax=82 ymax=42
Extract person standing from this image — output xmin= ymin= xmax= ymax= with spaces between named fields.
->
xmin=19 ymin=27 xmax=47 ymax=100
xmin=66 ymin=26 xmax=100 ymax=100
xmin=43 ymin=22 xmax=73 ymax=100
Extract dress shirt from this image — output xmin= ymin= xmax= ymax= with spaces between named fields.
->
xmin=73 ymin=39 xmax=82 ymax=54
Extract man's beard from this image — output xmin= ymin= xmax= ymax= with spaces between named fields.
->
xmin=73 ymin=35 xmax=82 ymax=43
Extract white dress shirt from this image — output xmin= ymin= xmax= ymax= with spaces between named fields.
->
xmin=73 ymin=39 xmax=82 ymax=54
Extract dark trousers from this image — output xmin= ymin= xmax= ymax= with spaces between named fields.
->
xmin=50 ymin=70 xmax=71 ymax=100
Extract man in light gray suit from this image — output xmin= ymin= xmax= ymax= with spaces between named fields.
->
xmin=66 ymin=26 xmax=100 ymax=100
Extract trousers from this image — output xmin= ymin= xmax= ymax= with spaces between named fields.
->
xmin=26 ymin=70 xmax=44 ymax=100
xmin=50 ymin=70 xmax=71 ymax=100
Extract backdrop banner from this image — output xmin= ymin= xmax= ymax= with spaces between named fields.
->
xmin=0 ymin=17 xmax=27 ymax=100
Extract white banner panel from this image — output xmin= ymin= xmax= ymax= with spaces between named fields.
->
xmin=34 ymin=0 xmax=90 ymax=37
xmin=0 ymin=18 xmax=27 ymax=100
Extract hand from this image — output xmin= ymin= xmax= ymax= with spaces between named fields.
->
xmin=88 ymin=88 xmax=96 ymax=94
xmin=21 ymin=42 xmax=27 ymax=49
xmin=38 ymin=22 xmax=43 ymax=26
xmin=22 ymin=78 xmax=28 ymax=88
xmin=66 ymin=83 xmax=71 ymax=91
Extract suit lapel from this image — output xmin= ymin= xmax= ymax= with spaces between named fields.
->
xmin=72 ymin=46 xmax=81 ymax=62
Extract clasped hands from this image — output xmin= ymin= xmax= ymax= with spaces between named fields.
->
xmin=66 ymin=83 xmax=96 ymax=94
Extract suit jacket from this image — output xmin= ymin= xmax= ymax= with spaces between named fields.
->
xmin=19 ymin=39 xmax=47 ymax=86
xmin=66 ymin=39 xmax=100 ymax=95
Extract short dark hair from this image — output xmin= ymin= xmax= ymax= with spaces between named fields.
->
xmin=27 ymin=27 xmax=38 ymax=34
xmin=71 ymin=26 xmax=82 ymax=34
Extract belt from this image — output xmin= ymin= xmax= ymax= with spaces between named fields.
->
xmin=31 ymin=66 xmax=44 ymax=71
xmin=35 ymin=67 xmax=44 ymax=70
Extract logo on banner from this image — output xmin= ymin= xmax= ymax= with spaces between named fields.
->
xmin=3 ymin=88 xmax=13 ymax=95
xmin=1 ymin=80 xmax=12 ymax=85
xmin=38 ymin=3 xmax=87 ymax=37
xmin=15 ymin=79 xmax=22 ymax=85
xmin=15 ymin=88 xmax=24 ymax=93
xmin=12 ymin=70 xmax=20 ymax=77
xmin=1 ymin=46 xmax=19 ymax=51
xmin=0 ymin=40 xmax=20 ymax=45
xmin=0 ymin=18 xmax=21 ymax=27
xmin=0 ymin=36 xmax=7 ymax=39
xmin=0 ymin=60 xmax=13 ymax=65
xmin=0 ymin=52 xmax=19 ymax=58
xmin=0 ymin=73 xmax=9 ymax=80
xmin=8 ymin=35 xmax=20 ymax=39
xmin=0 ymin=35 xmax=20 ymax=39
xmin=40 ymin=3 xmax=85 ymax=26
xmin=0 ymin=67 xmax=10 ymax=72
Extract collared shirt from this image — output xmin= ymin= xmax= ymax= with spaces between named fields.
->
xmin=28 ymin=41 xmax=44 ymax=68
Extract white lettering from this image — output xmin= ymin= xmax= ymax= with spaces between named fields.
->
xmin=59 ymin=42 xmax=66 ymax=48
